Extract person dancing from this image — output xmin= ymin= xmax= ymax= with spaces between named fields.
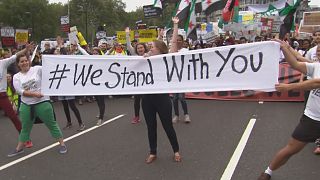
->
xmin=8 ymin=53 xmax=67 ymax=157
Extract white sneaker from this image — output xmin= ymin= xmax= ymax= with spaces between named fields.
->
xmin=184 ymin=114 xmax=191 ymax=123
xmin=172 ymin=115 xmax=179 ymax=123
xmin=97 ymin=119 xmax=103 ymax=126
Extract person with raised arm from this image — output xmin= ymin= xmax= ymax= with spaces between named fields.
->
xmin=258 ymin=39 xmax=320 ymax=180
xmin=169 ymin=17 xmax=191 ymax=123
xmin=0 ymin=44 xmax=33 ymax=148
xmin=125 ymin=27 xmax=149 ymax=124
xmin=142 ymin=28 xmax=181 ymax=164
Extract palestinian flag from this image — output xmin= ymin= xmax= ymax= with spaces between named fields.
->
xmin=279 ymin=0 xmax=301 ymax=39
xmin=218 ymin=0 xmax=239 ymax=28
xmin=185 ymin=0 xmax=197 ymax=40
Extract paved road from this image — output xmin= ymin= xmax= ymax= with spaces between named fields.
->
xmin=0 ymin=97 xmax=319 ymax=180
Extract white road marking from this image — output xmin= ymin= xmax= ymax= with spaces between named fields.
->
xmin=220 ymin=118 xmax=256 ymax=180
xmin=0 ymin=114 xmax=125 ymax=171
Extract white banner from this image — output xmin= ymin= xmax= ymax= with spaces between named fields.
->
xmin=42 ymin=42 xmax=280 ymax=96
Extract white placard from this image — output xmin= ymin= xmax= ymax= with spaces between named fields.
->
xmin=1 ymin=27 xmax=15 ymax=37
xmin=42 ymin=42 xmax=280 ymax=96
xmin=60 ymin=15 xmax=69 ymax=25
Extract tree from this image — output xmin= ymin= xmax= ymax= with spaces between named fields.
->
xmin=0 ymin=0 xmax=66 ymax=42
xmin=0 ymin=0 xmax=179 ymax=44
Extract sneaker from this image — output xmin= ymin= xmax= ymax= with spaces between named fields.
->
xmin=257 ymin=173 xmax=271 ymax=180
xmin=86 ymin=98 xmax=93 ymax=103
xmin=172 ymin=115 xmax=179 ymax=123
xmin=7 ymin=149 xmax=24 ymax=157
xmin=184 ymin=114 xmax=191 ymax=123
xmin=59 ymin=145 xmax=68 ymax=154
xmin=314 ymin=147 xmax=320 ymax=155
xmin=24 ymin=140 xmax=33 ymax=148
xmin=77 ymin=124 xmax=86 ymax=132
xmin=131 ymin=116 xmax=140 ymax=124
xmin=108 ymin=95 xmax=113 ymax=99
xmin=63 ymin=123 xmax=72 ymax=130
xmin=97 ymin=119 xmax=103 ymax=126
xmin=78 ymin=99 xmax=83 ymax=105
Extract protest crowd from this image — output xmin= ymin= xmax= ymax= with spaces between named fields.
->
xmin=1 ymin=0 xmax=320 ymax=179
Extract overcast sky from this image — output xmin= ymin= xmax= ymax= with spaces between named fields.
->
xmin=49 ymin=0 xmax=320 ymax=12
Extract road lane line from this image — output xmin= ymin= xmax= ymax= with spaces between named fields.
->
xmin=220 ymin=118 xmax=256 ymax=180
xmin=0 ymin=114 xmax=125 ymax=171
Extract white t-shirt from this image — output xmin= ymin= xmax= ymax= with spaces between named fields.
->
xmin=304 ymin=63 xmax=320 ymax=121
xmin=13 ymin=66 xmax=49 ymax=105
xmin=178 ymin=48 xmax=189 ymax=52
xmin=306 ymin=45 xmax=318 ymax=62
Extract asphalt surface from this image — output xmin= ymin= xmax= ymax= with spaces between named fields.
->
xmin=0 ymin=97 xmax=320 ymax=180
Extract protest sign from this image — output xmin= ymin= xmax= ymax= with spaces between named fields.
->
xmin=15 ymin=29 xmax=28 ymax=45
xmin=116 ymin=31 xmax=134 ymax=44
xmin=143 ymin=5 xmax=162 ymax=18
xmin=138 ymin=29 xmax=157 ymax=43
xmin=60 ymin=15 xmax=70 ymax=32
xmin=1 ymin=27 xmax=15 ymax=46
xmin=1 ymin=27 xmax=15 ymax=37
xmin=42 ymin=42 xmax=280 ymax=96
xmin=203 ymin=31 xmax=218 ymax=44
xmin=303 ymin=11 xmax=320 ymax=26
xmin=68 ymin=26 xmax=79 ymax=44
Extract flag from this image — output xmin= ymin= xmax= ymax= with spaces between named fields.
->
xmin=195 ymin=0 xmax=224 ymax=14
xmin=232 ymin=0 xmax=239 ymax=22
xmin=185 ymin=0 xmax=197 ymax=40
xmin=153 ymin=0 xmax=162 ymax=9
xmin=195 ymin=0 xmax=202 ymax=13
xmin=201 ymin=0 xmax=214 ymax=12
xmin=175 ymin=0 xmax=191 ymax=21
xmin=279 ymin=0 xmax=301 ymax=39
xmin=203 ymin=0 xmax=226 ymax=15
xmin=218 ymin=0 xmax=239 ymax=28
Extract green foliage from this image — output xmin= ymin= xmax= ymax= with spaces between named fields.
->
xmin=0 ymin=0 xmax=177 ymax=44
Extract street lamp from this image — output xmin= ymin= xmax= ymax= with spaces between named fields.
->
xmin=77 ymin=0 xmax=89 ymax=42
xmin=25 ymin=11 xmax=34 ymax=41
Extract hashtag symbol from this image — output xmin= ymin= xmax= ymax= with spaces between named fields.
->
xmin=49 ymin=64 xmax=70 ymax=89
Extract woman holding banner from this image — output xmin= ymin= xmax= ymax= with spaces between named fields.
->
xmin=125 ymin=27 xmax=149 ymax=124
xmin=169 ymin=17 xmax=191 ymax=124
xmin=7 ymin=54 xmax=67 ymax=157
xmin=142 ymin=33 xmax=181 ymax=164
xmin=258 ymin=39 xmax=320 ymax=180
xmin=54 ymin=42 xmax=85 ymax=131
xmin=90 ymin=47 xmax=107 ymax=126
xmin=0 ymin=45 xmax=34 ymax=148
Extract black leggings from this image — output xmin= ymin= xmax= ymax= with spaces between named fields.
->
xmin=94 ymin=95 xmax=105 ymax=119
xmin=142 ymin=94 xmax=179 ymax=155
xmin=134 ymin=95 xmax=142 ymax=117
xmin=61 ymin=99 xmax=82 ymax=125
